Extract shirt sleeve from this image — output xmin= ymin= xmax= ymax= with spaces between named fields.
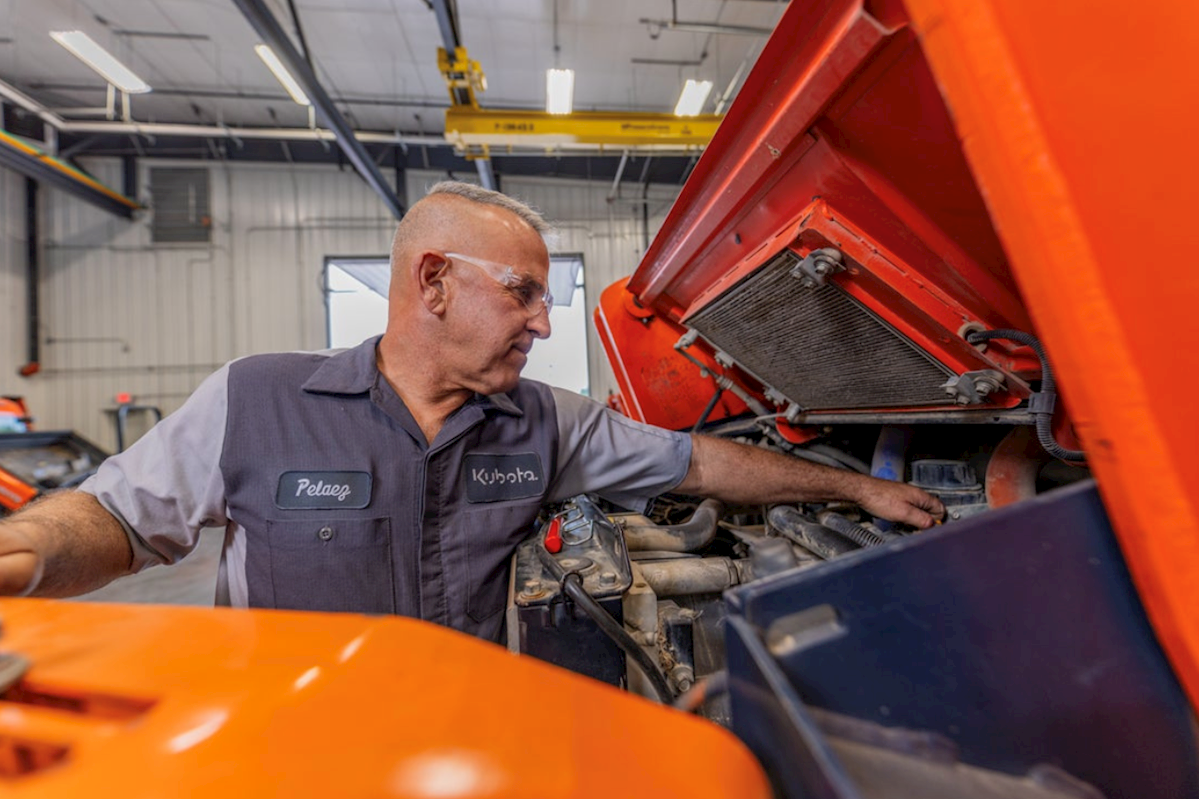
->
xmin=547 ymin=386 xmax=692 ymax=512
xmin=78 ymin=363 xmax=231 ymax=571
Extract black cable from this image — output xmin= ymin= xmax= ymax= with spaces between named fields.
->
xmin=967 ymin=329 xmax=1086 ymax=462
xmin=561 ymin=573 xmax=675 ymax=703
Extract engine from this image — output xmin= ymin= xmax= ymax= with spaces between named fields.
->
xmin=507 ymin=420 xmax=1090 ymax=709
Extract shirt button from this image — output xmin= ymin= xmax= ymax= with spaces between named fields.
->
xmin=318 ymin=526 xmax=334 ymax=542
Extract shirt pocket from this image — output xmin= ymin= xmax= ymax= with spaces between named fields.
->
xmin=260 ymin=517 xmax=395 ymax=614
xmin=461 ymin=503 xmax=542 ymax=624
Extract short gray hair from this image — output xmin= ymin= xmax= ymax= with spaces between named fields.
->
xmin=425 ymin=180 xmax=551 ymax=235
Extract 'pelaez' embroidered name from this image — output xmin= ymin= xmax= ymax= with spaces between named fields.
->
xmin=275 ymin=471 xmax=371 ymax=509
xmin=294 ymin=478 xmax=353 ymax=501
xmin=470 ymin=467 xmax=540 ymax=486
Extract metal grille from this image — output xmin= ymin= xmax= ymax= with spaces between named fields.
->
xmin=686 ymin=250 xmax=955 ymax=410
xmin=150 ymin=167 xmax=210 ymax=243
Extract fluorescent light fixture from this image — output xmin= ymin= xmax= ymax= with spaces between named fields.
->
xmin=546 ymin=68 xmax=574 ymax=115
xmin=50 ymin=31 xmax=150 ymax=94
xmin=254 ymin=44 xmax=310 ymax=106
xmin=673 ymin=79 xmax=713 ymax=117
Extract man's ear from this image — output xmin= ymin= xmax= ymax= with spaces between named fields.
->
xmin=416 ymin=252 xmax=451 ymax=315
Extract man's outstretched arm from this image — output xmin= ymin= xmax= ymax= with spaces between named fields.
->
xmin=0 ymin=492 xmax=133 ymax=596
xmin=675 ymin=434 xmax=945 ymax=529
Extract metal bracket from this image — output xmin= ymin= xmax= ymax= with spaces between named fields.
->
xmin=941 ymin=370 xmax=1006 ymax=405
xmin=790 ymin=247 xmax=845 ymax=289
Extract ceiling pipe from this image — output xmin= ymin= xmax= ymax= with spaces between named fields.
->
xmin=606 ymin=150 xmax=630 ymax=202
xmin=639 ymin=0 xmax=776 ymax=37
xmin=231 ymin=0 xmax=405 ymax=219
xmin=58 ymin=119 xmax=444 ymax=146
xmin=0 ymin=78 xmax=66 ymax=129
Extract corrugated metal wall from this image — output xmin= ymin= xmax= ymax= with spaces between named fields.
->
xmin=0 ymin=160 xmax=678 ymax=451
xmin=0 ymin=170 xmax=27 ymax=394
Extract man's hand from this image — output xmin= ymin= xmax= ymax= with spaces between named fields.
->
xmin=0 ymin=525 xmax=43 ymax=596
xmin=850 ymin=477 xmax=945 ymax=529
xmin=0 ymin=492 xmax=133 ymax=597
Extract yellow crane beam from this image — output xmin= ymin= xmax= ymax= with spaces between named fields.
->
xmin=443 ymin=108 xmax=722 ymax=156
xmin=437 ymin=45 xmax=722 ymax=156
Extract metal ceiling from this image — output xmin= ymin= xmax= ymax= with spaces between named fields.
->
xmin=0 ymin=0 xmax=787 ymax=187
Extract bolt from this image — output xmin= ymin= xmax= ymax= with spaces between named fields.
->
xmin=599 ymin=571 xmax=617 ymax=587
xmin=950 ymin=510 xmax=962 ymax=520
xmin=671 ymin=665 xmax=695 ymax=692
xmin=521 ymin=579 xmax=543 ymax=597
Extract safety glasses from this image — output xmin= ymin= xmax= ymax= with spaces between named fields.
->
xmin=446 ymin=251 xmax=554 ymax=317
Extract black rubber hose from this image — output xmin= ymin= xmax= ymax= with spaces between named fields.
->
xmin=622 ymin=498 xmax=725 ymax=553
xmin=966 ymin=329 xmax=1086 ymax=462
xmin=767 ymin=505 xmax=859 ymax=559
xmin=817 ymin=511 xmax=887 ymax=548
xmin=691 ymin=385 xmax=723 ymax=433
xmin=561 ymin=573 xmax=675 ymax=703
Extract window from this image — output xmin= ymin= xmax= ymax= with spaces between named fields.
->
xmin=324 ymin=254 xmax=590 ymax=395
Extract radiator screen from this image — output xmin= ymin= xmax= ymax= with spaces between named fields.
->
xmin=685 ymin=251 xmax=955 ymax=410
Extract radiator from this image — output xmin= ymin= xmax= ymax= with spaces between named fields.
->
xmin=685 ymin=250 xmax=955 ymax=411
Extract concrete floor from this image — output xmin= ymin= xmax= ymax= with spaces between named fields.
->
xmin=73 ymin=527 xmax=223 ymax=606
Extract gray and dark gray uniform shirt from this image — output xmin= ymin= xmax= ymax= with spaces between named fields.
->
xmin=80 ymin=335 xmax=691 ymax=641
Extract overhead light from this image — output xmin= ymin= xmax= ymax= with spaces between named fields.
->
xmin=673 ymin=79 xmax=713 ymax=117
xmin=254 ymin=44 xmax=310 ymax=106
xmin=50 ymin=31 xmax=151 ymax=94
xmin=546 ymin=68 xmax=574 ymax=115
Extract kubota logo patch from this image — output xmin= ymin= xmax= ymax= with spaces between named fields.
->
xmin=464 ymin=453 xmax=543 ymax=503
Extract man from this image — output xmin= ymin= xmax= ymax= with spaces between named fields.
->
xmin=0 ymin=182 xmax=943 ymax=641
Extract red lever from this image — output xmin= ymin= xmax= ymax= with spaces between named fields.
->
xmin=544 ymin=517 xmax=563 ymax=554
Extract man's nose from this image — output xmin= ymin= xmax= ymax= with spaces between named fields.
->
xmin=528 ymin=307 xmax=552 ymax=339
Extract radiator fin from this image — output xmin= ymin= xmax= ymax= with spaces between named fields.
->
xmin=686 ymin=251 xmax=954 ymax=410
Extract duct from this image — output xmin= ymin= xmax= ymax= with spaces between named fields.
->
xmin=231 ymin=0 xmax=405 ymax=220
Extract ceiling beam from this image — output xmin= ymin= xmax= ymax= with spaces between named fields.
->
xmin=429 ymin=0 xmax=498 ymax=188
xmin=230 ymin=0 xmax=405 ymax=219
xmin=0 ymin=130 xmax=138 ymax=218
xmin=429 ymin=0 xmax=462 ymax=50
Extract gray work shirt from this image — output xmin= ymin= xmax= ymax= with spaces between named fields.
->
xmin=79 ymin=336 xmax=691 ymax=641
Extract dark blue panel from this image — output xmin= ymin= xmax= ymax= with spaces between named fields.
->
xmin=726 ymin=481 xmax=1196 ymax=799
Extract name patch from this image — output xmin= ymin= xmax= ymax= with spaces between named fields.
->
xmin=275 ymin=471 xmax=372 ymax=509
xmin=464 ymin=453 xmax=544 ymax=503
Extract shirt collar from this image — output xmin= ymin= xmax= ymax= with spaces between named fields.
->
xmin=301 ymin=334 xmax=526 ymax=417
xmin=301 ymin=335 xmax=381 ymax=395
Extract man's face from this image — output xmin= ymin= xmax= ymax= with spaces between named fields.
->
xmin=442 ymin=217 xmax=552 ymax=395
